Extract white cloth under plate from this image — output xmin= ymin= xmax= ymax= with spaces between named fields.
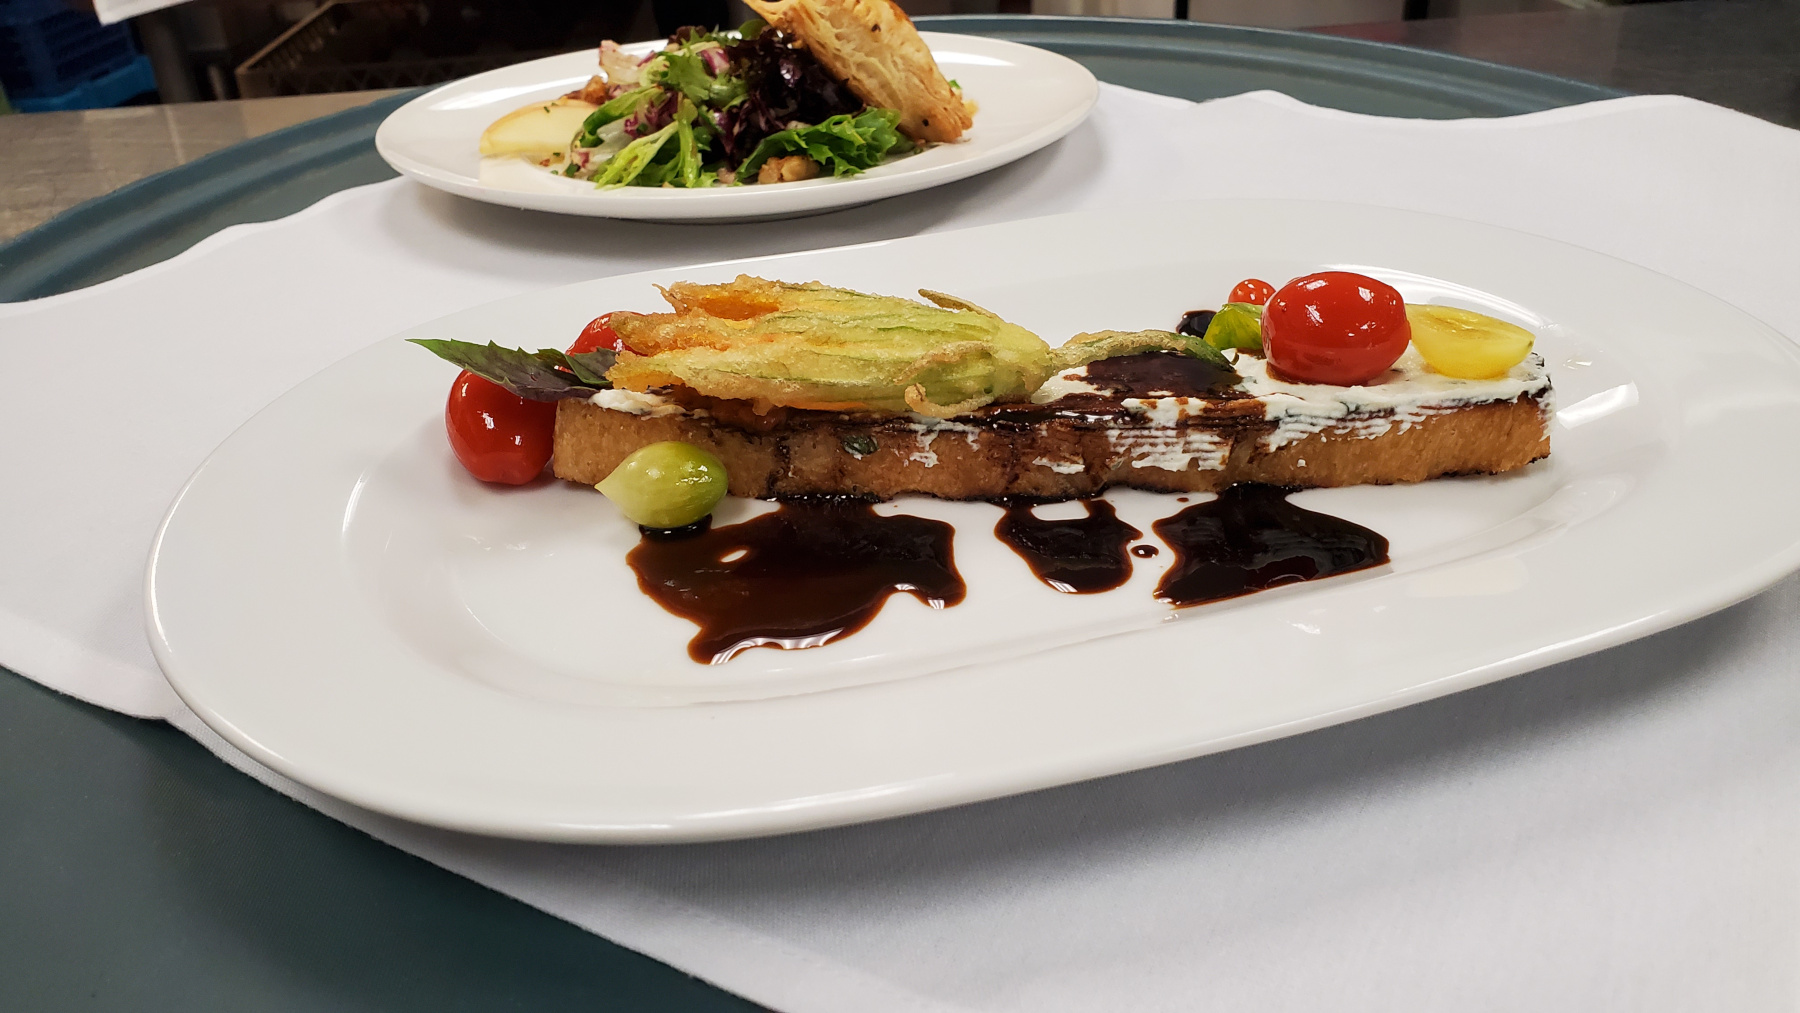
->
xmin=4 ymin=85 xmax=1800 ymax=1011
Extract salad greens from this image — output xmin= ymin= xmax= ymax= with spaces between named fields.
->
xmin=554 ymin=22 xmax=914 ymax=189
xmin=737 ymin=109 xmax=911 ymax=180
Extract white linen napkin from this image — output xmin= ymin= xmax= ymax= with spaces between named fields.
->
xmin=5 ymin=84 xmax=1800 ymax=1011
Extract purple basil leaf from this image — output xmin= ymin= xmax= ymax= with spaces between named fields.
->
xmin=409 ymin=339 xmax=604 ymax=401
xmin=563 ymin=348 xmax=619 ymax=385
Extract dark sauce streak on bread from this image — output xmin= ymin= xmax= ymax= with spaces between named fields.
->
xmin=975 ymin=351 xmax=1250 ymax=427
xmin=1083 ymin=351 xmax=1243 ymax=399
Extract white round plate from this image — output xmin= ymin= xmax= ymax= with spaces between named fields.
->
xmin=372 ymin=33 xmax=1098 ymax=222
xmin=147 ymin=199 xmax=1800 ymax=843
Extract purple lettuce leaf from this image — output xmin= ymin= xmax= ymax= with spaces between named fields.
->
xmin=715 ymin=29 xmax=862 ymax=163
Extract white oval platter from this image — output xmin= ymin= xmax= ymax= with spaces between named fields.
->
xmin=147 ymin=199 xmax=1800 ymax=842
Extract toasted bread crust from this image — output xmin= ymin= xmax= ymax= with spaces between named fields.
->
xmin=553 ymin=395 xmax=1551 ymax=500
xmin=744 ymin=0 xmax=971 ymax=142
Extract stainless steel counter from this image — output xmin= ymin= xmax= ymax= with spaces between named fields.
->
xmin=0 ymin=90 xmax=402 ymax=242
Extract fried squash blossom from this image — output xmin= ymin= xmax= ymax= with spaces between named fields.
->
xmin=606 ymin=276 xmax=1056 ymax=417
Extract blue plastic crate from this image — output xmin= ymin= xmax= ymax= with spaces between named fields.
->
xmin=0 ymin=0 xmax=146 ymax=105
xmin=12 ymin=51 xmax=153 ymax=111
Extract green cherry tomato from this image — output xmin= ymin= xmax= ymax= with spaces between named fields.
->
xmin=596 ymin=441 xmax=729 ymax=529
xmin=1202 ymin=302 xmax=1265 ymax=351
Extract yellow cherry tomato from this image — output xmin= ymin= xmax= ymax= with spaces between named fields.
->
xmin=1406 ymin=305 xmax=1535 ymax=379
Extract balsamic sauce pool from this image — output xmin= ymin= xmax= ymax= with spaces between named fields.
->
xmin=626 ymin=498 xmax=964 ymax=665
xmin=993 ymin=499 xmax=1141 ymax=594
xmin=1151 ymin=485 xmax=1388 ymax=607
xmin=627 ymin=486 xmax=1388 ymax=662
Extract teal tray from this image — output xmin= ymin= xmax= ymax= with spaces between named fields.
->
xmin=0 ymin=17 xmax=1622 ymax=1012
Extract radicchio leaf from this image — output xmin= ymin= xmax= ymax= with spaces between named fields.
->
xmin=620 ymin=89 xmax=678 ymax=138
xmin=715 ymin=29 xmax=861 ymax=162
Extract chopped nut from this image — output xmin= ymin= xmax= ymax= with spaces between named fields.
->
xmin=757 ymin=155 xmax=823 ymax=185
xmin=573 ymin=75 xmax=609 ymax=104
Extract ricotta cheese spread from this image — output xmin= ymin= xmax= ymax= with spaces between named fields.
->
xmin=1230 ymin=347 xmax=1553 ymax=450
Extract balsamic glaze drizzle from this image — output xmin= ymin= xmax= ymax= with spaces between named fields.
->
xmin=1152 ymin=485 xmax=1389 ymax=607
xmin=993 ymin=499 xmax=1142 ymax=594
xmin=626 ymin=498 xmax=964 ymax=664
xmin=629 ymin=490 xmax=1386 ymax=662
xmin=1081 ymin=350 xmax=1240 ymax=399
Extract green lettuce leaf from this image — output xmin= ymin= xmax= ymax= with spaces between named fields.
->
xmin=652 ymin=49 xmax=715 ymax=106
xmin=409 ymin=339 xmax=615 ymax=400
xmin=737 ymin=108 xmax=913 ymax=180
xmin=647 ymin=44 xmax=746 ymax=109
xmin=592 ymin=120 xmax=680 ymax=187
xmin=673 ymin=98 xmax=706 ymax=189
xmin=594 ymin=98 xmax=717 ymax=189
xmin=576 ymin=86 xmax=656 ymax=147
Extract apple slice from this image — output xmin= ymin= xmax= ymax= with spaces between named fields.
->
xmin=478 ymin=97 xmax=600 ymax=161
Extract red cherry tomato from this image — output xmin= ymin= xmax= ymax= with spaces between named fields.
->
xmin=1227 ymin=278 xmax=1275 ymax=305
xmin=570 ymin=312 xmax=631 ymax=354
xmin=1261 ymin=272 xmax=1410 ymax=386
xmin=444 ymin=371 xmax=556 ymax=485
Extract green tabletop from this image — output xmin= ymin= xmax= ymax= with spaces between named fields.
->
xmin=0 ymin=15 xmax=1630 ymax=1011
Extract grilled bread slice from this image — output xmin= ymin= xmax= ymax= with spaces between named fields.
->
xmin=553 ymin=350 xmax=1553 ymax=500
